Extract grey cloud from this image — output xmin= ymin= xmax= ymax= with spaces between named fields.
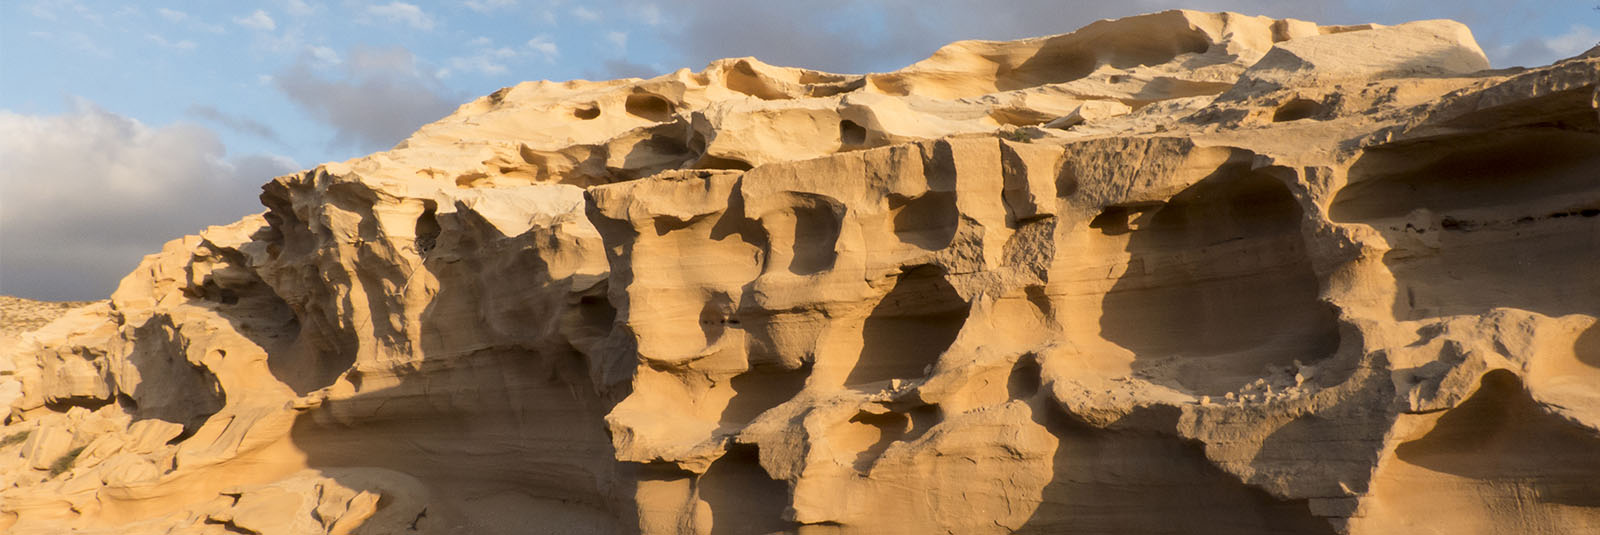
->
xmin=0 ymin=102 xmax=297 ymax=300
xmin=274 ymin=46 xmax=461 ymax=152
xmin=654 ymin=0 xmax=1330 ymax=74
xmin=651 ymin=0 xmax=1583 ymax=74
xmin=658 ymin=0 xmax=933 ymax=73
xmin=1494 ymin=38 xmax=1565 ymax=68
xmin=1491 ymin=23 xmax=1600 ymax=68
xmin=187 ymin=104 xmax=281 ymax=142
xmin=599 ymin=59 xmax=661 ymax=79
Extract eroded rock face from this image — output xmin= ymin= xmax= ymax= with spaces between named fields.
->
xmin=3 ymin=10 xmax=1598 ymax=535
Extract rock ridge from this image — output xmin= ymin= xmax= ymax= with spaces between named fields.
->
xmin=2 ymin=9 xmax=1598 ymax=535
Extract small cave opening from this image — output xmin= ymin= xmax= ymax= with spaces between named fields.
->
xmin=1332 ymin=130 xmax=1600 ymax=222
xmin=1386 ymin=369 xmax=1600 ymax=516
xmin=721 ymin=364 xmax=810 ymax=427
xmin=1332 ymin=130 xmax=1600 ymax=320
xmin=43 ymin=396 xmax=115 ymax=413
xmin=847 ymin=265 xmax=970 ymax=387
xmin=696 ymin=444 xmax=794 ymax=535
xmin=415 ymin=204 xmax=441 ymax=256
xmin=989 ymin=108 xmax=1057 ymax=127
xmin=185 ymin=279 xmax=242 ymax=306
xmin=1095 ymin=169 xmax=1340 ymax=395
xmin=839 ymin=119 xmax=868 ymax=148
xmin=1018 ymin=413 xmax=1338 ymax=534
xmin=724 ymin=60 xmax=791 ymax=100
xmin=1089 ymin=206 xmax=1135 ymax=235
xmin=1272 ymin=98 xmax=1322 ymax=122
xmin=1007 ymin=354 xmax=1043 ymax=400
xmin=625 ymin=93 xmax=675 ymax=122
xmin=576 ymin=294 xmax=617 ymax=335
xmin=572 ymin=103 xmax=601 ymax=120
xmin=694 ymin=154 xmax=755 ymax=171
xmin=888 ymin=191 xmax=959 ymax=250
xmin=787 ymin=195 xmax=845 ymax=275
xmin=1088 ymin=203 xmax=1160 ymax=236
xmin=1056 ymin=164 xmax=1079 ymax=197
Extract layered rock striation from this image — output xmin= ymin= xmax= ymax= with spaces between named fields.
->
xmin=3 ymin=10 xmax=1599 ymax=534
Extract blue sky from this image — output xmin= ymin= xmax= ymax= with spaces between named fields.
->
xmin=2 ymin=0 xmax=1597 ymax=300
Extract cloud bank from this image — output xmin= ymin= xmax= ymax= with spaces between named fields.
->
xmin=274 ymin=46 xmax=461 ymax=152
xmin=653 ymin=0 xmax=1592 ymax=73
xmin=0 ymin=101 xmax=296 ymax=300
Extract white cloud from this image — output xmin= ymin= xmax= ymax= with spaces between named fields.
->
xmin=440 ymin=39 xmax=548 ymax=78
xmin=62 ymin=31 xmax=111 ymax=58
xmin=28 ymin=3 xmax=56 ymax=20
xmin=464 ymin=0 xmax=517 ymax=13
xmin=0 ymin=101 xmax=297 ymax=300
xmin=605 ymin=30 xmax=628 ymax=49
xmin=444 ymin=54 xmax=509 ymax=77
xmin=526 ymin=35 xmax=559 ymax=62
xmin=27 ymin=0 xmax=102 ymax=24
xmin=283 ymin=0 xmax=317 ymax=17
xmin=234 ymin=9 xmax=277 ymax=31
xmin=111 ymin=5 xmax=139 ymax=19
xmin=251 ymin=24 xmax=309 ymax=56
xmin=367 ymin=2 xmax=435 ymax=31
xmin=158 ymin=7 xmax=224 ymax=33
xmin=571 ymin=6 xmax=600 ymax=21
xmin=147 ymin=33 xmax=198 ymax=51
xmin=1546 ymin=25 xmax=1599 ymax=58
xmin=308 ymin=45 xmax=341 ymax=65
xmin=634 ymin=3 xmax=662 ymax=26
xmin=440 ymin=43 xmax=520 ymax=77
xmin=22 ymin=10 xmax=115 ymax=52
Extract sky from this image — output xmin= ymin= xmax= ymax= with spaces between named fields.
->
xmin=1 ymin=1 xmax=1597 ymax=300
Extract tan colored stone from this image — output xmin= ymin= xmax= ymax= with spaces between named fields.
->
xmin=2 ymin=9 xmax=1598 ymax=535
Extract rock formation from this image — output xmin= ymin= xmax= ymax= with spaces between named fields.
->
xmin=3 ymin=10 xmax=1599 ymax=534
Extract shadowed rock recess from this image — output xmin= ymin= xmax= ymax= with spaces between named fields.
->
xmin=4 ymin=10 xmax=1600 ymax=535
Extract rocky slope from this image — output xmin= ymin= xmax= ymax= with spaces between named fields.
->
xmin=3 ymin=10 xmax=1598 ymax=534
xmin=1 ymin=297 xmax=97 ymax=342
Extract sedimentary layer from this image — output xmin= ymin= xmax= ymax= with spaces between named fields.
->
xmin=3 ymin=10 xmax=1599 ymax=535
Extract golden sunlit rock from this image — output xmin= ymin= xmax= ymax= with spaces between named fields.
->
xmin=3 ymin=10 xmax=1597 ymax=535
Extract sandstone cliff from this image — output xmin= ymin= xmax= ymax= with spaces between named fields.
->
xmin=3 ymin=10 xmax=1598 ymax=535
